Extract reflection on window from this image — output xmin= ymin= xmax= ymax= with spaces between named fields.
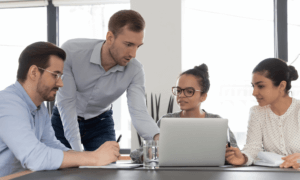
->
xmin=182 ymin=0 xmax=274 ymax=148
xmin=0 ymin=7 xmax=47 ymax=91
xmin=59 ymin=4 xmax=132 ymax=149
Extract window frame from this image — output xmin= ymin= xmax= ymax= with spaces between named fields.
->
xmin=1 ymin=0 xmax=289 ymax=154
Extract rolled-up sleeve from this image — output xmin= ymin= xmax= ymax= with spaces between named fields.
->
xmin=56 ymin=42 xmax=83 ymax=151
xmin=41 ymin=113 xmax=70 ymax=152
xmin=0 ymin=98 xmax=64 ymax=171
xmin=127 ymin=68 xmax=160 ymax=140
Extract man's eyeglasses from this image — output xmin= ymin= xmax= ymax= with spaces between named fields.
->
xmin=37 ymin=67 xmax=63 ymax=81
xmin=172 ymin=87 xmax=202 ymax=97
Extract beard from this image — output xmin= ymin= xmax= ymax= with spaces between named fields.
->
xmin=108 ymin=44 xmax=120 ymax=65
xmin=36 ymin=78 xmax=58 ymax=102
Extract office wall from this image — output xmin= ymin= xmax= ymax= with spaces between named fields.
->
xmin=130 ymin=0 xmax=182 ymax=150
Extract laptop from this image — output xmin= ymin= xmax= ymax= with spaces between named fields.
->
xmin=159 ymin=118 xmax=228 ymax=167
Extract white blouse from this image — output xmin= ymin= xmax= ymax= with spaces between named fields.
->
xmin=242 ymin=98 xmax=300 ymax=165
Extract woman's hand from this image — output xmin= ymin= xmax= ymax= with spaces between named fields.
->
xmin=225 ymin=146 xmax=247 ymax=166
xmin=280 ymin=153 xmax=300 ymax=169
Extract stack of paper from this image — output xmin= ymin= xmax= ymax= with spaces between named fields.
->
xmin=79 ymin=163 xmax=142 ymax=169
xmin=254 ymin=151 xmax=284 ymax=167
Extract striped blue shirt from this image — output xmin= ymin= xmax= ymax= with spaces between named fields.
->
xmin=0 ymin=81 xmax=69 ymax=177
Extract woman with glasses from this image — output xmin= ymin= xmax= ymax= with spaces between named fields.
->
xmin=225 ymin=58 xmax=300 ymax=169
xmin=130 ymin=64 xmax=238 ymax=163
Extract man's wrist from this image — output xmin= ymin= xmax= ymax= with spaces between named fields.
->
xmin=153 ymin=133 xmax=160 ymax=140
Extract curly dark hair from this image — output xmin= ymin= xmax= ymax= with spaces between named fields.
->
xmin=180 ymin=63 xmax=210 ymax=95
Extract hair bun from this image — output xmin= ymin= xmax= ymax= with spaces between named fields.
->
xmin=288 ymin=65 xmax=298 ymax=81
xmin=194 ymin=63 xmax=209 ymax=78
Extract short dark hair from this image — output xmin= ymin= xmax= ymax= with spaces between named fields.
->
xmin=253 ymin=58 xmax=299 ymax=94
xmin=180 ymin=63 xmax=210 ymax=95
xmin=108 ymin=10 xmax=145 ymax=37
xmin=17 ymin=41 xmax=66 ymax=83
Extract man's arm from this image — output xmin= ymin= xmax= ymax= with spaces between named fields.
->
xmin=56 ymin=42 xmax=82 ymax=151
xmin=60 ymin=141 xmax=120 ymax=168
xmin=41 ymin=108 xmax=70 ymax=151
xmin=126 ymin=68 xmax=160 ymax=140
xmin=0 ymin=97 xmax=120 ymax=171
xmin=0 ymin=98 xmax=64 ymax=171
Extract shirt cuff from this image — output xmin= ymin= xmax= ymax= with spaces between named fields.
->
xmin=149 ymin=130 xmax=160 ymax=140
xmin=242 ymin=151 xmax=254 ymax=166
xmin=70 ymin=140 xmax=83 ymax=151
xmin=52 ymin=149 xmax=65 ymax=170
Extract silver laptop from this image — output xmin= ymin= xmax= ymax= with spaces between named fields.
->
xmin=159 ymin=118 xmax=228 ymax=167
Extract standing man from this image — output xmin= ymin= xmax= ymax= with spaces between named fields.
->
xmin=51 ymin=10 xmax=160 ymax=152
xmin=0 ymin=42 xmax=119 ymax=177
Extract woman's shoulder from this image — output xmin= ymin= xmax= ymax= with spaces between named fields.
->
xmin=203 ymin=110 xmax=221 ymax=118
xmin=249 ymin=104 xmax=269 ymax=113
xmin=157 ymin=111 xmax=181 ymax=128
xmin=161 ymin=111 xmax=181 ymax=118
xmin=293 ymin=98 xmax=300 ymax=106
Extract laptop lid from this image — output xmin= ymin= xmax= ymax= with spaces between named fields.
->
xmin=159 ymin=118 xmax=228 ymax=167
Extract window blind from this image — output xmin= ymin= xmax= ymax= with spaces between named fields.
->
xmin=52 ymin=0 xmax=129 ymax=6
xmin=0 ymin=0 xmax=48 ymax=8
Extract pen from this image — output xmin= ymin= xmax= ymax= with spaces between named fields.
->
xmin=227 ymin=142 xmax=231 ymax=148
xmin=117 ymin=134 xmax=122 ymax=143
xmin=227 ymin=128 xmax=231 ymax=147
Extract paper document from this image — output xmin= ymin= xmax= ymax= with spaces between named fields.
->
xmin=253 ymin=151 xmax=284 ymax=167
xmin=79 ymin=163 xmax=142 ymax=169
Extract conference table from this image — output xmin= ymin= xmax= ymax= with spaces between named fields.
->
xmin=4 ymin=165 xmax=300 ymax=180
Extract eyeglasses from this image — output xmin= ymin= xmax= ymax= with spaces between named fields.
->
xmin=172 ymin=87 xmax=202 ymax=97
xmin=37 ymin=67 xmax=63 ymax=81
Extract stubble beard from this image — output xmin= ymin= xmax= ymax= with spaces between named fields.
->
xmin=108 ymin=43 xmax=123 ymax=66
xmin=36 ymin=78 xmax=56 ymax=102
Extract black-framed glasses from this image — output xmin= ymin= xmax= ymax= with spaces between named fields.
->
xmin=37 ymin=67 xmax=63 ymax=81
xmin=172 ymin=87 xmax=202 ymax=97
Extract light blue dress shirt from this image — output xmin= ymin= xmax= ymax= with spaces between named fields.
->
xmin=56 ymin=38 xmax=160 ymax=151
xmin=0 ymin=81 xmax=69 ymax=177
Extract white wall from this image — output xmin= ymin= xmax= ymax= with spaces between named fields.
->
xmin=130 ymin=0 xmax=182 ymax=150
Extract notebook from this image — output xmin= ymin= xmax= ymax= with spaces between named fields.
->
xmin=253 ymin=151 xmax=284 ymax=167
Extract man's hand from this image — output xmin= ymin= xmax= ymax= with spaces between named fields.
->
xmin=153 ymin=134 xmax=160 ymax=141
xmin=91 ymin=141 xmax=120 ymax=166
xmin=280 ymin=153 xmax=300 ymax=169
xmin=225 ymin=146 xmax=247 ymax=166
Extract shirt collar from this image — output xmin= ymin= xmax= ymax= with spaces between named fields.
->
xmin=90 ymin=41 xmax=125 ymax=73
xmin=14 ymin=81 xmax=38 ymax=115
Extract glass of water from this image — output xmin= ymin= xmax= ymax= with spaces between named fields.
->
xmin=143 ymin=140 xmax=159 ymax=169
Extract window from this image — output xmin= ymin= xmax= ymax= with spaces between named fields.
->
xmin=182 ymin=0 xmax=274 ymax=148
xmin=288 ymin=0 xmax=300 ymax=99
xmin=0 ymin=7 xmax=47 ymax=91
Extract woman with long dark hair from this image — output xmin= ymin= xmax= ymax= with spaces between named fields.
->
xmin=225 ymin=58 xmax=300 ymax=169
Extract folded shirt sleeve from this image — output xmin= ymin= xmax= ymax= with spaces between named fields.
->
xmin=0 ymin=97 xmax=65 ymax=171
xmin=56 ymin=42 xmax=83 ymax=152
xmin=41 ymin=111 xmax=70 ymax=152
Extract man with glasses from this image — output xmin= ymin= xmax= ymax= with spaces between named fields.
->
xmin=51 ymin=10 xmax=160 ymax=152
xmin=0 ymin=42 xmax=120 ymax=177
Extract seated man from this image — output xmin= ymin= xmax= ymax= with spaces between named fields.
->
xmin=0 ymin=42 xmax=120 ymax=177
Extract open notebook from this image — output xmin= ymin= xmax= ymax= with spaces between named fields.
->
xmin=253 ymin=151 xmax=284 ymax=167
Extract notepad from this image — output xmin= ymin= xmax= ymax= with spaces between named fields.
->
xmin=79 ymin=163 xmax=142 ymax=169
xmin=253 ymin=151 xmax=284 ymax=167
